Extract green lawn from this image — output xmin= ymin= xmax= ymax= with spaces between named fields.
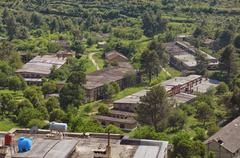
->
xmin=0 ymin=119 xmax=19 ymax=131
xmin=93 ymin=53 xmax=105 ymax=69
xmin=113 ymin=84 xmax=147 ymax=100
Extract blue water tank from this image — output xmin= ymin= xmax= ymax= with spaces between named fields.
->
xmin=18 ymin=137 xmax=32 ymax=152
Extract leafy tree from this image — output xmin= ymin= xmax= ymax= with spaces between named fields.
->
xmin=30 ymin=12 xmax=41 ymax=28
xmin=27 ymin=119 xmax=47 ymax=128
xmin=216 ymin=82 xmax=229 ymax=95
xmin=18 ymin=107 xmax=45 ymax=126
xmin=148 ymin=40 xmax=168 ymax=66
xmin=45 ymin=96 xmax=60 ymax=112
xmin=0 ymin=93 xmax=14 ymax=115
xmin=98 ymin=104 xmax=110 ymax=115
xmin=16 ymin=26 xmax=29 ymax=39
xmin=220 ymin=45 xmax=239 ymax=80
xmin=7 ymin=76 xmax=26 ymax=91
xmin=216 ymin=30 xmax=233 ymax=49
xmin=67 ymin=71 xmax=86 ymax=85
xmin=17 ymin=99 xmax=34 ymax=111
xmin=111 ymin=82 xmax=120 ymax=94
xmin=2 ymin=8 xmax=9 ymax=24
xmin=140 ymin=50 xmax=161 ymax=82
xmin=130 ymin=126 xmax=169 ymax=140
xmin=23 ymin=86 xmax=45 ymax=107
xmin=5 ymin=16 xmax=17 ymax=40
xmin=42 ymin=81 xmax=57 ymax=95
xmin=168 ymin=109 xmax=187 ymax=130
xmin=234 ymin=35 xmax=240 ymax=49
xmin=172 ymin=132 xmax=193 ymax=158
xmin=71 ymin=40 xmax=85 ymax=58
xmin=105 ymin=124 xmax=123 ymax=134
xmin=49 ymin=18 xmax=59 ymax=33
xmin=102 ymin=84 xmax=115 ymax=100
xmin=142 ymin=11 xmax=167 ymax=37
xmin=50 ymin=108 xmax=67 ymax=122
xmin=193 ymin=27 xmax=203 ymax=38
xmin=194 ymin=127 xmax=207 ymax=141
xmin=137 ymin=85 xmax=170 ymax=131
xmin=47 ymin=42 xmax=60 ymax=53
xmin=59 ymin=83 xmax=85 ymax=109
xmin=195 ymin=102 xmax=214 ymax=125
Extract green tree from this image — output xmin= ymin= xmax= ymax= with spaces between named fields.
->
xmin=216 ymin=82 xmax=229 ymax=95
xmin=59 ymin=83 xmax=85 ymax=109
xmin=67 ymin=71 xmax=86 ymax=85
xmin=195 ymin=102 xmax=214 ymax=125
xmin=98 ymin=104 xmax=110 ymax=115
xmin=23 ymin=86 xmax=44 ymax=107
xmin=102 ymin=84 xmax=115 ymax=100
xmin=31 ymin=12 xmax=41 ymax=28
xmin=5 ymin=16 xmax=17 ymax=40
xmin=7 ymin=76 xmax=26 ymax=91
xmin=71 ymin=40 xmax=85 ymax=58
xmin=137 ymin=85 xmax=170 ymax=131
xmin=168 ymin=109 xmax=187 ymax=130
xmin=42 ymin=81 xmax=57 ymax=95
xmin=27 ymin=119 xmax=47 ymax=128
xmin=18 ymin=107 xmax=45 ymax=126
xmin=50 ymin=108 xmax=67 ymax=122
xmin=220 ymin=45 xmax=239 ymax=80
xmin=0 ymin=93 xmax=13 ymax=115
xmin=234 ymin=35 xmax=240 ymax=49
xmin=140 ymin=50 xmax=161 ymax=82
xmin=142 ymin=11 xmax=167 ymax=38
xmin=45 ymin=96 xmax=60 ymax=112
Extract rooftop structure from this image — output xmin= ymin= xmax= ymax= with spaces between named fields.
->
xmin=16 ymin=54 xmax=67 ymax=79
xmin=84 ymin=62 xmax=136 ymax=101
xmin=165 ymin=42 xmax=197 ymax=71
xmin=205 ymin=116 xmax=240 ymax=158
xmin=105 ymin=51 xmax=129 ymax=63
xmin=84 ymin=62 xmax=134 ymax=90
xmin=0 ymin=128 xmax=169 ymax=158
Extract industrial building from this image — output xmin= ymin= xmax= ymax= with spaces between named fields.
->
xmin=84 ymin=62 xmax=137 ymax=101
xmin=0 ymin=128 xmax=169 ymax=158
xmin=16 ymin=53 xmax=72 ymax=85
xmin=165 ymin=41 xmax=219 ymax=73
xmin=95 ymin=75 xmax=219 ymax=130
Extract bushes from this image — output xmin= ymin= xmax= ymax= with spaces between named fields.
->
xmin=113 ymin=27 xmax=143 ymax=40
xmin=27 ymin=119 xmax=47 ymax=128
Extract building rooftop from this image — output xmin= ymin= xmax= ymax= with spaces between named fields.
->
xmin=0 ymin=128 xmax=168 ymax=158
xmin=161 ymin=75 xmax=201 ymax=92
xmin=114 ymin=90 xmax=149 ymax=104
xmin=105 ymin=51 xmax=129 ymax=62
xmin=172 ymin=93 xmax=196 ymax=104
xmin=84 ymin=62 xmax=134 ymax=90
xmin=95 ymin=115 xmax=137 ymax=124
xmin=205 ymin=116 xmax=240 ymax=153
xmin=16 ymin=55 xmax=67 ymax=75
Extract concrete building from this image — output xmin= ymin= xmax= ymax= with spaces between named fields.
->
xmin=84 ymin=62 xmax=137 ymax=101
xmin=205 ymin=116 xmax=240 ymax=158
xmin=95 ymin=75 xmax=219 ymax=131
xmin=16 ymin=53 xmax=69 ymax=85
xmin=0 ymin=128 xmax=169 ymax=158
xmin=165 ymin=41 xmax=219 ymax=73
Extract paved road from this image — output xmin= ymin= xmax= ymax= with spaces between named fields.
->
xmin=88 ymin=52 xmax=100 ymax=70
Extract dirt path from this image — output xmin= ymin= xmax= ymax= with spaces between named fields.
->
xmin=88 ymin=52 xmax=100 ymax=70
xmin=160 ymin=66 xmax=171 ymax=77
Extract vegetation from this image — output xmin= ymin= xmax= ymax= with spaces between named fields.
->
xmin=0 ymin=1 xmax=240 ymax=157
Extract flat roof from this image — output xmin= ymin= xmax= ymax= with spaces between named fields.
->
xmin=114 ymin=90 xmax=149 ymax=104
xmin=16 ymin=55 xmax=66 ymax=75
xmin=3 ymin=129 xmax=168 ymax=158
xmin=172 ymin=93 xmax=196 ymax=104
xmin=95 ymin=115 xmax=137 ymax=124
xmin=12 ymin=138 xmax=78 ymax=158
xmin=161 ymin=75 xmax=201 ymax=91
xmin=84 ymin=62 xmax=134 ymax=90
xmin=174 ymin=54 xmax=197 ymax=67
xmin=193 ymin=78 xmax=219 ymax=93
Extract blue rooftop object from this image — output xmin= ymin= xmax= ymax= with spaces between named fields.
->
xmin=18 ymin=137 xmax=32 ymax=153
